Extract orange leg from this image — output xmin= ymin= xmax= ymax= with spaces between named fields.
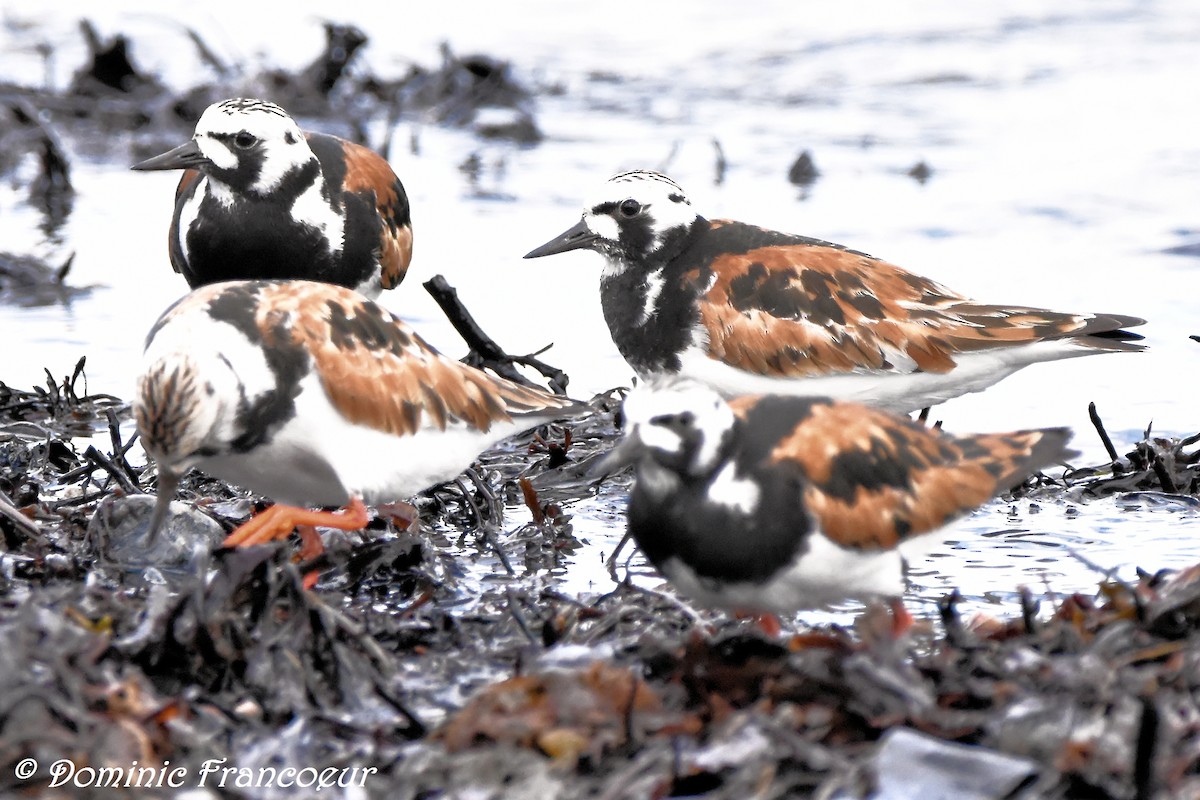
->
xmin=888 ymin=597 xmax=914 ymax=638
xmin=222 ymin=497 xmax=370 ymax=551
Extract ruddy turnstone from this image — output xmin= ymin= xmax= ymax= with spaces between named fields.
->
xmin=525 ymin=170 xmax=1145 ymax=413
xmin=136 ymin=280 xmax=581 ymax=558
xmin=597 ymin=381 xmax=1074 ymax=615
xmin=132 ymin=98 xmax=412 ymax=298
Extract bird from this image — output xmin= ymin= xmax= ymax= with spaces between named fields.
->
xmin=594 ymin=380 xmax=1075 ymax=621
xmin=525 ymin=170 xmax=1145 ymax=414
xmin=132 ymin=98 xmax=412 ymax=298
xmin=135 ymin=279 xmax=583 ymax=568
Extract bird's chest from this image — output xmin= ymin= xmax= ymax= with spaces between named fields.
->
xmin=628 ymin=460 xmax=811 ymax=584
xmin=179 ymin=184 xmax=349 ymax=283
xmin=600 ymin=266 xmax=703 ymax=376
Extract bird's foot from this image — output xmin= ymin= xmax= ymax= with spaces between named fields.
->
xmin=222 ymin=497 xmax=370 ymax=588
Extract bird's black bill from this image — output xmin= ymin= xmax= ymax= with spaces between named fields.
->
xmin=586 ymin=434 xmax=643 ymax=479
xmin=145 ymin=468 xmax=181 ymax=543
xmin=523 ymin=219 xmax=600 ymax=259
xmin=131 ymin=140 xmax=211 ymax=171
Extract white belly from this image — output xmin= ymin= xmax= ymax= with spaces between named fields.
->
xmin=197 ymin=372 xmax=532 ymax=507
xmin=671 ymin=338 xmax=1111 ymax=413
xmin=661 ymin=529 xmax=910 ymax=614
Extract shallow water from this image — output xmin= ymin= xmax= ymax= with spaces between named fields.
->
xmin=2 ymin=0 xmax=1199 ymax=621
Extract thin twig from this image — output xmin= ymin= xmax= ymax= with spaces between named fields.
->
xmin=56 ymin=459 xmax=100 ymax=484
xmin=465 ymin=467 xmax=504 ymax=523
xmin=105 ymin=407 xmax=139 ymax=480
xmin=483 ymin=526 xmax=515 ymax=576
xmin=605 ymin=529 xmax=634 ymax=582
xmin=1088 ymin=402 xmax=1120 ymax=462
xmin=1020 ymin=586 xmax=1040 ymax=635
xmin=505 ymin=586 xmax=539 ymax=646
xmin=84 ymin=445 xmax=141 ymax=495
xmin=423 ymin=274 xmax=569 ymax=394
xmin=539 ymin=588 xmax=595 ymax=611
xmin=0 ymin=488 xmax=44 ymax=542
xmin=1150 ymin=455 xmax=1177 ymax=494
xmin=48 ymin=488 xmax=109 ymax=509
xmin=310 ymin=595 xmax=394 ymax=670
xmin=454 ymin=477 xmax=513 ymax=576
xmin=937 ymin=590 xmax=967 ymax=649
xmin=66 ymin=356 xmax=85 ymax=402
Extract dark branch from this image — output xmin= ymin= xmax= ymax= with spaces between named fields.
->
xmin=423 ymin=274 xmax=569 ymax=395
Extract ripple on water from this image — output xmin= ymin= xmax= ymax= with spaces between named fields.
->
xmin=521 ymin=489 xmax=1200 ymax=628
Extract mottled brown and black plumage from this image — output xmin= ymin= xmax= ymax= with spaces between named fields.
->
xmin=134 ymin=98 xmax=412 ymax=297
xmin=526 ymin=170 xmax=1144 ymax=412
xmin=600 ymin=382 xmax=1075 ymax=612
xmin=693 ymin=222 xmax=1141 ymax=377
xmin=731 ymin=394 xmax=1068 ymax=551
xmin=137 ymin=280 xmax=582 ymax=551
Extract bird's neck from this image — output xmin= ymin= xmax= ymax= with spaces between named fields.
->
xmin=599 ymin=218 xmax=710 ymax=377
xmin=212 ymin=157 xmax=322 ymax=204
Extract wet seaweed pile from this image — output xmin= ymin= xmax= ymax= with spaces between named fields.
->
xmin=0 ymin=360 xmax=605 ymax=793
xmin=1063 ymin=404 xmax=1200 ymax=501
xmin=0 ymin=362 xmax=1197 ymax=799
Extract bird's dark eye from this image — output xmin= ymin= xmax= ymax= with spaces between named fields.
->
xmin=652 ymin=411 xmax=695 ymax=431
xmin=619 ymin=199 xmax=641 ymax=217
xmin=234 ymin=132 xmax=257 ymax=149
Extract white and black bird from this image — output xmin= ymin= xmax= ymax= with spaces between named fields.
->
xmin=136 ymin=280 xmax=581 ymax=564
xmin=133 ymin=98 xmax=412 ymax=297
xmin=598 ymin=381 xmax=1074 ymax=615
xmin=525 ymin=170 xmax=1144 ymax=413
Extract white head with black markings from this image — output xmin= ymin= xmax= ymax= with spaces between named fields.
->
xmin=133 ymin=98 xmax=314 ymax=196
xmin=600 ymin=380 xmax=737 ymax=481
xmin=524 ymin=170 xmax=703 ymax=271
